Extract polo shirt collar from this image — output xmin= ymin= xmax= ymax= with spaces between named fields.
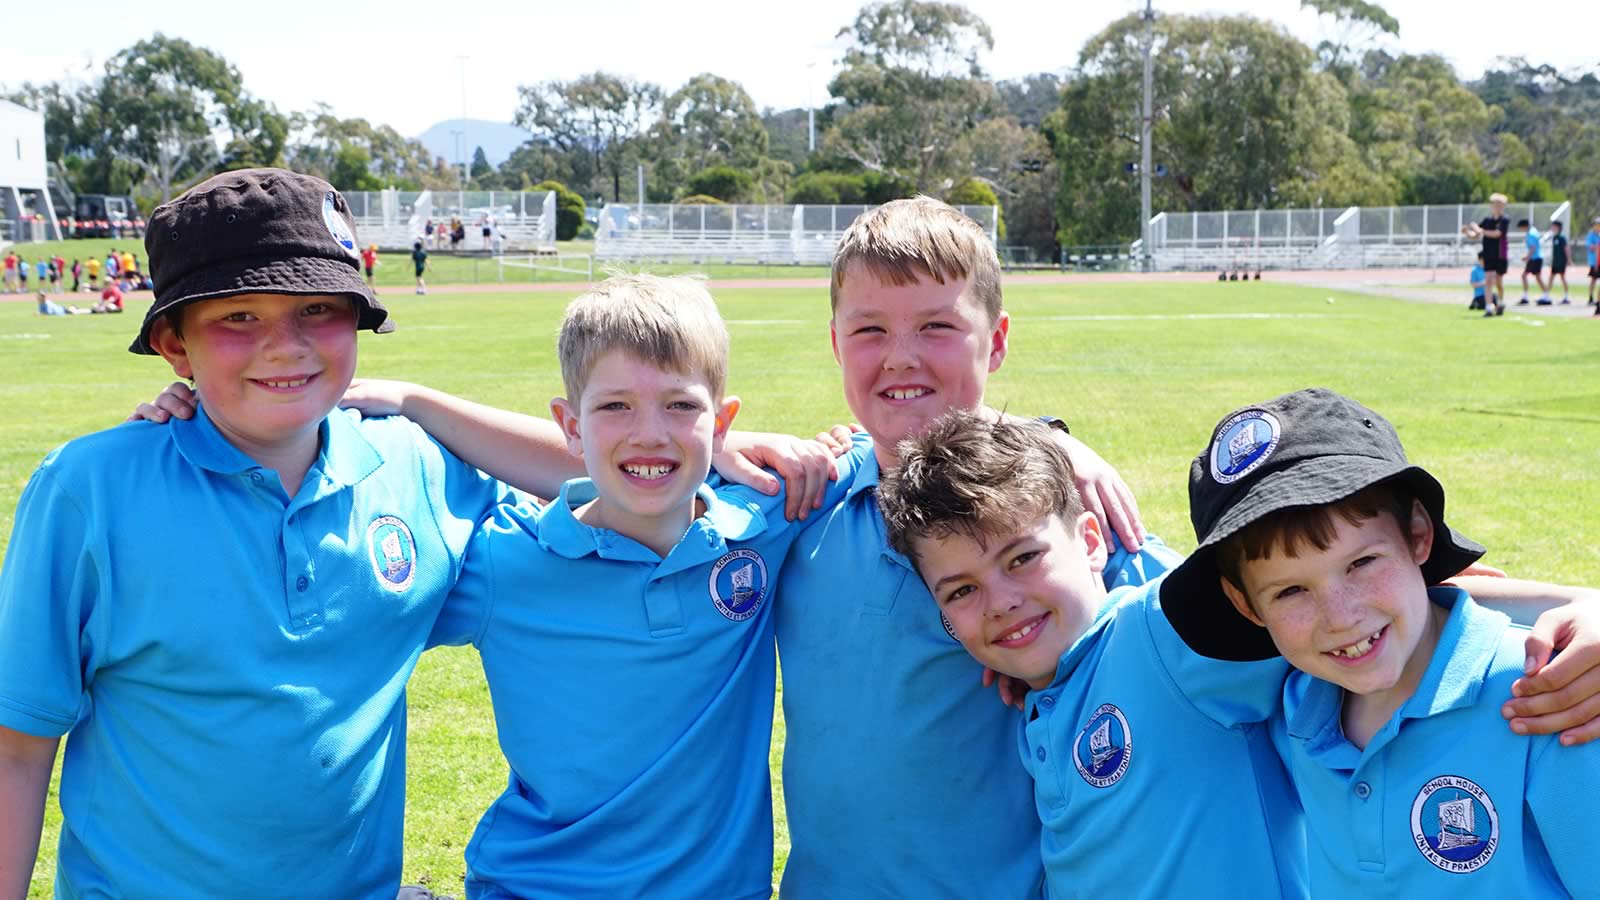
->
xmin=536 ymin=477 xmax=768 ymax=562
xmin=1286 ymin=586 xmax=1504 ymax=745
xmin=169 ymin=402 xmax=383 ymax=486
xmin=843 ymin=440 xmax=883 ymax=507
xmin=1036 ymin=585 xmax=1129 ymax=697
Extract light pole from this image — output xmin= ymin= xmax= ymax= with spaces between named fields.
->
xmin=449 ymin=129 xmax=464 ymax=188
xmin=1140 ymin=0 xmax=1155 ymax=272
xmin=455 ymin=56 xmax=470 ymax=187
xmin=807 ymin=61 xmax=818 ymax=154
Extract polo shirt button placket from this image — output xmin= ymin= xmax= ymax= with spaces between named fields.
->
xmin=1036 ymin=746 xmax=1046 ymax=762
xmin=1354 ymin=781 xmax=1372 ymax=800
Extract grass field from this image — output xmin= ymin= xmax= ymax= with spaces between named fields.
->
xmin=4 ymin=277 xmax=1598 ymax=897
xmin=2 ymin=237 xmax=831 ymax=287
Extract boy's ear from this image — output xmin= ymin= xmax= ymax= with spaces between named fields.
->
xmin=1406 ymin=498 xmax=1435 ymax=566
xmin=710 ymin=396 xmax=741 ymax=454
xmin=1221 ymin=576 xmax=1267 ymax=628
xmin=1076 ymin=510 xmax=1107 ymax=574
xmin=986 ymin=310 xmax=1010 ymax=374
xmin=829 ymin=318 xmax=842 ymax=366
xmin=148 ymin=318 xmax=194 ymax=381
xmin=547 ymin=397 xmax=585 ymax=457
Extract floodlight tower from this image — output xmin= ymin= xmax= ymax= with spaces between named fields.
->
xmin=1139 ymin=0 xmax=1155 ymax=272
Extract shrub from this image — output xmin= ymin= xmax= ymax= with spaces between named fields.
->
xmin=788 ymin=171 xmax=867 ymax=204
xmin=685 ymin=165 xmax=754 ymax=203
xmin=677 ymin=194 xmax=729 ymax=205
xmin=530 ymin=180 xmax=586 ymax=241
xmin=945 ymin=178 xmax=1006 ymax=241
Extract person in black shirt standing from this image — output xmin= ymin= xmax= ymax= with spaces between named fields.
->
xmin=1548 ymin=219 xmax=1571 ymax=304
xmin=1462 ymin=192 xmax=1510 ymax=316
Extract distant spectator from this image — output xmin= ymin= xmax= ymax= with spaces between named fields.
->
xmin=412 ymin=239 xmax=428 ymax=295
xmin=120 ymin=249 xmax=135 ymax=276
xmin=1548 ymin=220 xmax=1570 ymax=304
xmin=94 ymin=282 xmax=124 ymax=313
xmin=37 ymin=291 xmax=86 ymax=316
xmin=361 ymin=244 xmax=379 ymax=286
xmin=1461 ymin=193 xmax=1509 ymax=315
xmin=2 ymin=252 xmax=17 ymax=292
xmin=70 ymin=259 xmax=83 ymax=292
xmin=35 ymin=259 xmax=49 ymax=288
xmin=1515 ymin=218 xmax=1548 ymax=306
xmin=1469 ymin=252 xmax=1486 ymax=311
xmin=45 ymin=259 xmax=59 ymax=291
xmin=1588 ymin=217 xmax=1600 ymax=308
xmin=481 ymin=215 xmax=493 ymax=250
xmin=424 ymin=218 xmax=436 ymax=249
xmin=86 ymin=255 xmax=102 ymax=290
xmin=105 ymin=250 xmax=120 ymax=280
xmin=53 ymin=255 xmax=66 ymax=288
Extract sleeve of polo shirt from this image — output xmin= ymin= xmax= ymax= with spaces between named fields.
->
xmin=1525 ymin=733 xmax=1600 ymax=891
xmin=798 ymin=432 xmax=873 ymax=532
xmin=411 ymin=426 xmax=520 ymax=575
xmin=1101 ymin=533 xmax=1184 ymax=590
xmin=429 ymin=509 xmax=508 ymax=649
xmin=1139 ymin=576 xmax=1290 ymax=728
xmin=0 ymin=465 xmax=96 ymax=738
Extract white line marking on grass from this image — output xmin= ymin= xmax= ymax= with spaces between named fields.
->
xmin=1020 ymin=313 xmax=1354 ymax=322
xmin=0 ymin=334 xmax=52 ymax=340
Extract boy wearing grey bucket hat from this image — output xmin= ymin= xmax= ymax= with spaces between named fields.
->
xmin=0 ymin=168 xmax=521 ymax=897
xmin=1162 ymin=387 xmax=1600 ymax=897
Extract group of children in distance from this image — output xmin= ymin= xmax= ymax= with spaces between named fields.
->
xmin=1 ymin=168 xmax=1598 ymax=898
xmin=1465 ymin=193 xmax=1600 ymax=316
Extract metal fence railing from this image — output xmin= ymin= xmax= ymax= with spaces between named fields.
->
xmin=593 ymin=203 xmax=999 ymax=264
xmin=1149 ymin=203 xmax=1574 ymax=270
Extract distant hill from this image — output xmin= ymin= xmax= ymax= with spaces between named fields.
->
xmin=416 ymin=119 xmax=532 ymax=167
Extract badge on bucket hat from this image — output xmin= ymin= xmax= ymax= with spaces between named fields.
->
xmin=322 ymin=192 xmax=361 ymax=259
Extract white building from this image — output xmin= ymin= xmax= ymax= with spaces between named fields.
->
xmin=0 ymin=99 xmax=61 ymax=243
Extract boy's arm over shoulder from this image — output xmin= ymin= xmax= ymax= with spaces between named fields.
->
xmin=1101 ymin=532 xmax=1183 ymax=590
xmin=1133 ymin=575 xmax=1291 ymax=728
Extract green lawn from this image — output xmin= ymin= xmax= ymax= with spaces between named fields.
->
xmin=1 ymin=237 xmax=831 ymax=286
xmin=4 ymin=280 xmax=1598 ymax=897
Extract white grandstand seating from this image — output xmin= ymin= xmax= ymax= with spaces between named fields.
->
xmin=594 ymin=203 xmax=998 ymax=265
xmin=343 ymin=189 xmax=556 ymax=253
xmin=1148 ymin=202 xmax=1571 ymax=271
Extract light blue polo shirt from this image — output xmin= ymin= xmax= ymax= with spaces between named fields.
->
xmin=1275 ymin=587 xmax=1599 ymax=897
xmin=1022 ymin=576 xmax=1304 ymax=899
xmin=1587 ymin=230 xmax=1598 ymax=266
xmin=775 ymin=440 xmax=1180 ymax=899
xmin=434 ymin=434 xmax=870 ymax=900
xmin=1526 ymin=229 xmax=1543 ymax=260
xmin=0 ymin=405 xmax=505 ymax=899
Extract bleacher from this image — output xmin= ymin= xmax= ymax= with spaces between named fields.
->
xmin=1146 ymin=202 xmax=1572 ymax=271
xmin=595 ymin=203 xmax=998 ymax=265
xmin=343 ymin=189 xmax=556 ymax=253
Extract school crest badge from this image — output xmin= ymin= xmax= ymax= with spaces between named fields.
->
xmin=709 ymin=549 xmax=768 ymax=621
xmin=322 ymin=191 xmax=360 ymax=259
xmin=1209 ymin=409 xmax=1281 ymax=484
xmin=367 ymin=515 xmax=416 ymax=593
xmin=1073 ymin=703 xmax=1132 ymax=788
xmin=1411 ymin=775 xmax=1499 ymax=873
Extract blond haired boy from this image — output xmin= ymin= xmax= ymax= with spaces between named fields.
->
xmin=419 ymin=273 xmax=871 ymax=898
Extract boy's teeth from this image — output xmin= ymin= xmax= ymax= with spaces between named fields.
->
xmin=623 ymin=463 xmax=673 ymax=480
xmin=1002 ymin=621 xmax=1036 ymax=642
xmin=1332 ymin=628 xmax=1383 ymax=658
xmin=885 ymin=388 xmax=929 ymax=400
xmin=262 ymin=377 xmax=309 ymax=388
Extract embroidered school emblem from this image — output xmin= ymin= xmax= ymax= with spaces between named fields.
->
xmin=709 ymin=549 xmax=768 ymax=621
xmin=322 ymin=191 xmax=360 ymax=258
xmin=1209 ymin=409 xmax=1281 ymax=484
xmin=366 ymin=515 xmax=416 ymax=593
xmin=1073 ymin=704 xmax=1132 ymax=788
xmin=1411 ymin=776 xmax=1499 ymax=873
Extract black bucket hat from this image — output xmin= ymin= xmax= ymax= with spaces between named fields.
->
xmin=1160 ymin=388 xmax=1485 ymax=661
xmin=131 ymin=168 xmax=394 ymax=354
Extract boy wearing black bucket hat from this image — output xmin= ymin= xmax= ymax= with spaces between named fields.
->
xmin=0 ymin=169 xmax=563 ymax=898
xmin=1162 ymin=387 xmax=1600 ymax=897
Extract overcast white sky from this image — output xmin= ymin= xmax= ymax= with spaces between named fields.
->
xmin=1 ymin=0 xmax=1588 ymax=137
